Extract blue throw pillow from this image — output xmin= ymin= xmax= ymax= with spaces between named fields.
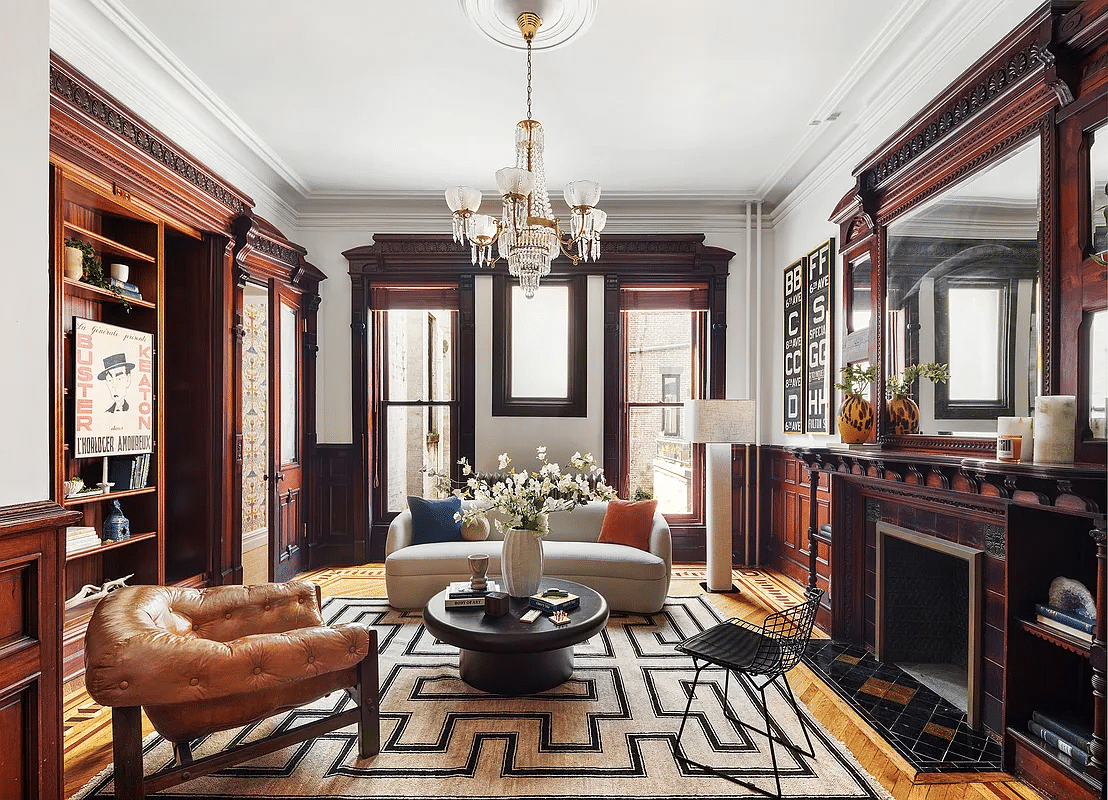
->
xmin=408 ymin=495 xmax=463 ymax=545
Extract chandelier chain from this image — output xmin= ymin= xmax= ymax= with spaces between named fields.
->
xmin=526 ymin=39 xmax=532 ymax=121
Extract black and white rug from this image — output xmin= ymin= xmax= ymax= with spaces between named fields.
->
xmin=74 ymin=596 xmax=890 ymax=799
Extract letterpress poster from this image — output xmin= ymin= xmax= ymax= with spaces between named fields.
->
xmin=72 ymin=318 xmax=154 ymax=458
xmin=804 ymin=239 xmax=835 ymax=434
xmin=783 ymin=257 xmax=806 ymax=433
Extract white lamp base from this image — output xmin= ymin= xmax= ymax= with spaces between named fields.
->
xmin=704 ymin=442 xmax=739 ymax=592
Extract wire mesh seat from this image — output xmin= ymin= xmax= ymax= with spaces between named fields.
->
xmin=674 ymin=587 xmax=824 ymax=798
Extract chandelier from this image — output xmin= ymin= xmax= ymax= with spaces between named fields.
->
xmin=445 ymin=11 xmax=606 ymax=298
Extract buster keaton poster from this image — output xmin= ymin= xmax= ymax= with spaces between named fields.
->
xmin=72 ymin=318 xmax=154 ymax=458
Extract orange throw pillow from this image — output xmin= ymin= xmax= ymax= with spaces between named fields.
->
xmin=598 ymin=499 xmax=658 ymax=551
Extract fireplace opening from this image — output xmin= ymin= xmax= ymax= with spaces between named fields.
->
xmin=875 ymin=522 xmax=983 ymax=728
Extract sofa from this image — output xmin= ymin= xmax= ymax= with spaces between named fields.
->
xmin=385 ymin=500 xmax=671 ymax=613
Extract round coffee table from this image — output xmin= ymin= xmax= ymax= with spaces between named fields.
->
xmin=422 ymin=579 xmax=609 ymax=695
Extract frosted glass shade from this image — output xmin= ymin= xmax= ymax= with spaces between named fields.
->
xmin=467 ymin=213 xmax=498 ymax=242
xmin=446 ymin=186 xmax=482 ymax=213
xmin=564 ymin=180 xmax=601 ymax=208
xmin=684 ymin=399 xmax=757 ymax=443
xmin=495 ymin=167 xmax=534 ymax=197
xmin=589 ymin=208 xmax=607 ymax=233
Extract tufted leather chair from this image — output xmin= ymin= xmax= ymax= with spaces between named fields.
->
xmin=84 ymin=581 xmax=379 ymax=799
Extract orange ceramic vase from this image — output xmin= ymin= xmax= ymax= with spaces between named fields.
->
xmin=887 ymin=394 xmax=920 ymax=435
xmin=837 ymin=394 xmax=873 ymax=444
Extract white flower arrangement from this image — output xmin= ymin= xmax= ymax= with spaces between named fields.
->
xmin=429 ymin=446 xmax=616 ymax=535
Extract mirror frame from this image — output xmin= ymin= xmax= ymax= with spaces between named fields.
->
xmin=831 ymin=3 xmax=1075 ymax=455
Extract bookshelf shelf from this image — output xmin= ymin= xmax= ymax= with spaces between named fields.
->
xmin=62 ymin=278 xmax=155 ymax=309
xmin=65 ymin=530 xmax=157 ymax=562
xmin=64 ymin=222 xmax=156 ymax=263
xmin=64 ymin=486 xmax=156 ymax=507
xmin=1008 ymin=727 xmax=1102 ymax=794
xmin=1017 ymin=618 xmax=1093 ymax=657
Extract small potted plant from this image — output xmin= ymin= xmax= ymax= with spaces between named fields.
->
xmin=886 ymin=362 xmax=950 ymax=434
xmin=62 ymin=237 xmax=131 ymax=311
xmin=833 ymin=364 xmax=877 ymax=444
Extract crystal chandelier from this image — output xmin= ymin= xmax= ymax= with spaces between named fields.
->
xmin=445 ymin=11 xmax=606 ymax=298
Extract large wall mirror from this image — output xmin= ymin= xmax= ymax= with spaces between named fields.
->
xmin=884 ymin=137 xmax=1041 ymax=437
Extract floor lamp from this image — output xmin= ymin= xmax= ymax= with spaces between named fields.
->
xmin=684 ymin=399 xmax=756 ymax=593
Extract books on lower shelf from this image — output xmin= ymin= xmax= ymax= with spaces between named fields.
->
xmin=529 ymin=588 xmax=580 ymax=613
xmin=107 ymin=453 xmax=151 ymax=491
xmin=1033 ymin=603 xmax=1095 ymax=642
xmin=66 ymin=525 xmax=102 ymax=555
xmin=1030 ymin=711 xmax=1094 ymax=761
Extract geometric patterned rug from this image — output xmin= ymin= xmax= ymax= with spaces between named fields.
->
xmin=74 ymin=596 xmax=891 ymax=799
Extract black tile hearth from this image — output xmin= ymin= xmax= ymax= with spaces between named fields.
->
xmin=804 ymin=640 xmax=1002 ymax=773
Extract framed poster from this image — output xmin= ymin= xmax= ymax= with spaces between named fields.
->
xmin=804 ymin=238 xmax=835 ymax=434
xmin=72 ymin=317 xmax=154 ymax=458
xmin=783 ymin=257 xmax=806 ymax=433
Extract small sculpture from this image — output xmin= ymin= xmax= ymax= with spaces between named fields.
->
xmin=1048 ymin=576 xmax=1096 ymax=621
xmin=103 ymin=499 xmax=131 ymax=542
xmin=64 ymin=573 xmax=134 ymax=609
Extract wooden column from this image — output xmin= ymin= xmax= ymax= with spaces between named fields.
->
xmin=1091 ymin=514 xmax=1106 ymax=781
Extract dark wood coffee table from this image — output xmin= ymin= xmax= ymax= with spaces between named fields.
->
xmin=422 ymin=579 xmax=609 ymax=695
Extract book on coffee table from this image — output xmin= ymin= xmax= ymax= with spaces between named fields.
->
xmin=529 ymin=588 xmax=580 ymax=613
xmin=447 ymin=580 xmax=501 ymax=598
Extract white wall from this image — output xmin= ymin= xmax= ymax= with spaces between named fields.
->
xmin=0 ymin=0 xmax=50 ymax=506
xmin=761 ymin=0 xmax=1042 ymax=448
xmin=296 ymin=222 xmax=755 ymax=472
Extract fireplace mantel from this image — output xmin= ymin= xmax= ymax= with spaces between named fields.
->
xmin=784 ymin=444 xmax=1106 ymax=796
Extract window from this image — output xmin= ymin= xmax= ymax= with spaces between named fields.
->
xmin=372 ymin=285 xmax=458 ymax=513
xmin=934 ymin=278 xmax=1019 ymax=418
xmin=493 ymin=274 xmax=587 ymax=416
xmin=622 ymin=286 xmax=708 ymax=518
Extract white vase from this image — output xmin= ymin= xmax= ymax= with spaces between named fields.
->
xmin=501 ymin=527 xmax=543 ymax=597
xmin=64 ymin=246 xmax=84 ymax=280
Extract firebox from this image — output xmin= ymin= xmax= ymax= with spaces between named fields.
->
xmin=875 ymin=522 xmax=984 ymax=728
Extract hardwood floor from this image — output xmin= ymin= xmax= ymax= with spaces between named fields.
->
xmin=62 ymin=565 xmax=1044 ymax=800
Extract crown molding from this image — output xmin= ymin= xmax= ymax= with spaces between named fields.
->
xmin=770 ymin=0 xmax=1016 ymax=228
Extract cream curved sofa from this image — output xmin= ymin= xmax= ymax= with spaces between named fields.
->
xmin=385 ymin=500 xmax=671 ymax=613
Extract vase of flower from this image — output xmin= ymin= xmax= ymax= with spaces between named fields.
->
xmin=837 ymin=394 xmax=874 ymax=443
xmin=887 ymin=394 xmax=920 ymax=435
xmin=502 ymin=526 xmax=544 ymax=597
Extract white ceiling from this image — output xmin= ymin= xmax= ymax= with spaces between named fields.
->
xmin=49 ymin=0 xmax=1039 ymax=223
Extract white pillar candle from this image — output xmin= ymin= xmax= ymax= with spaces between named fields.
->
xmin=996 ymin=416 xmax=1034 ymax=462
xmin=1032 ymin=396 xmax=1076 ymax=464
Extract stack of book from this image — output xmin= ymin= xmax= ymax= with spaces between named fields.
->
xmin=444 ymin=579 xmax=502 ymax=609
xmin=1027 ymin=710 xmax=1093 ymax=769
xmin=1034 ymin=602 xmax=1095 ymax=643
xmin=529 ymin=588 xmax=580 ymax=613
xmin=66 ymin=526 xmax=102 ymax=556
xmin=109 ymin=276 xmax=143 ymax=300
xmin=108 ymin=453 xmax=151 ymax=491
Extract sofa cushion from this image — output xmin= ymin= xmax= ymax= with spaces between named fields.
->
xmin=597 ymin=499 xmax=658 ymax=551
xmin=386 ymin=541 xmax=503 ymax=577
xmin=541 ymin=541 xmax=667 ymax=582
xmin=408 ymin=496 xmax=463 ymax=544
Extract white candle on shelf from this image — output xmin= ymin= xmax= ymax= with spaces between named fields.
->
xmin=1032 ymin=396 xmax=1076 ymax=464
xmin=996 ymin=416 xmax=1034 ymax=462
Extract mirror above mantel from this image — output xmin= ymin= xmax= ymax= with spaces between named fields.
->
xmin=884 ymin=137 xmax=1041 ymax=438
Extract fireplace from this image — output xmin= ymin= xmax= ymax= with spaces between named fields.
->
xmin=875 ymin=522 xmax=984 ymax=728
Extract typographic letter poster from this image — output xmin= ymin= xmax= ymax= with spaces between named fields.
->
xmin=804 ymin=239 xmax=835 ymax=434
xmin=782 ymin=257 xmax=806 ymax=433
xmin=73 ymin=317 xmax=154 ymax=458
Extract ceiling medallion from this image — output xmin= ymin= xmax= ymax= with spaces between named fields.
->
xmin=446 ymin=5 xmax=605 ymax=298
xmin=458 ymin=0 xmax=597 ymax=51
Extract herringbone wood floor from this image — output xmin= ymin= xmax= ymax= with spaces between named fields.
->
xmin=62 ymin=565 xmax=1044 ymax=800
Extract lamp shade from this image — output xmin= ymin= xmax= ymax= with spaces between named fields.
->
xmin=684 ymin=399 xmax=756 ymax=443
xmin=564 ymin=180 xmax=601 ymax=208
xmin=495 ymin=167 xmax=534 ymax=197
xmin=445 ymin=186 xmax=482 ymax=213
xmin=467 ymin=213 xmax=498 ymax=242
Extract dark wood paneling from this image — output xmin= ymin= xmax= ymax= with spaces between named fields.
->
xmin=309 ymin=444 xmax=359 ymax=567
xmin=0 ymin=501 xmax=78 ymax=800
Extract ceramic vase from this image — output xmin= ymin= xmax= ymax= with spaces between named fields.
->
xmin=837 ymin=394 xmax=873 ymax=444
xmin=501 ymin=527 xmax=543 ymax=597
xmin=64 ymin=246 xmax=84 ymax=280
xmin=461 ymin=514 xmax=490 ymax=541
xmin=887 ymin=394 xmax=920 ymax=435
xmin=102 ymin=499 xmax=131 ymax=542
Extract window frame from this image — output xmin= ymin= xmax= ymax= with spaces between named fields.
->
xmin=492 ymin=273 xmax=588 ymax=417
xmin=371 ymin=285 xmax=461 ymax=517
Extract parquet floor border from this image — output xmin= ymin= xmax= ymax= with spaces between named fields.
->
xmin=61 ymin=565 xmax=1042 ymax=800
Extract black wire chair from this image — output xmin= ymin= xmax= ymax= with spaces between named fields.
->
xmin=674 ymin=587 xmax=824 ymax=798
